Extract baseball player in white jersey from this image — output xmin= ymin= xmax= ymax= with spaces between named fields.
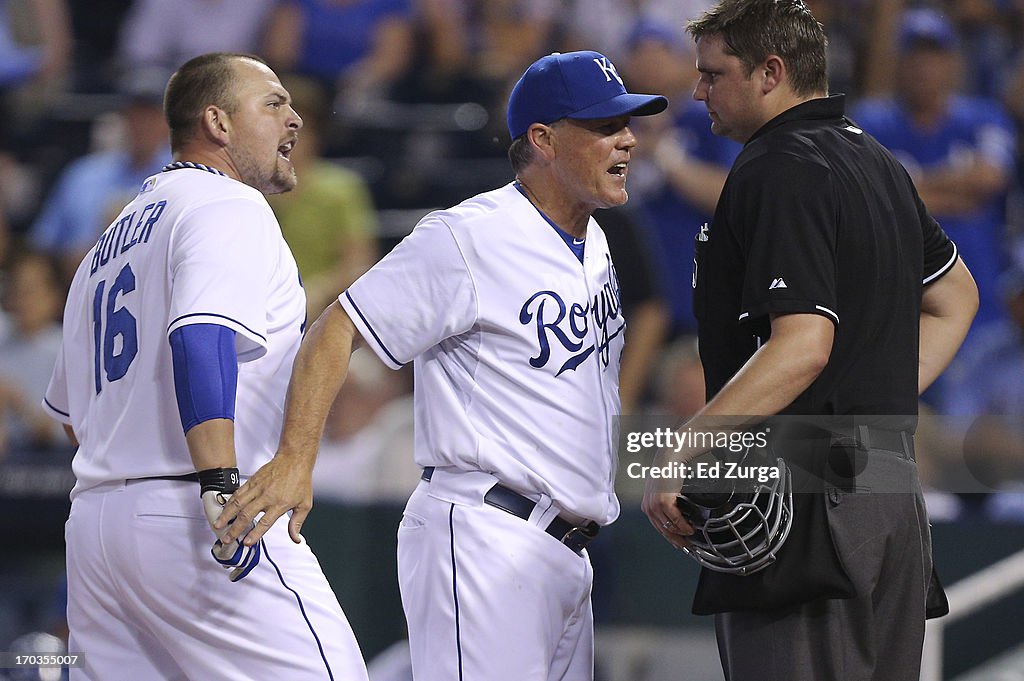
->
xmin=43 ymin=53 xmax=368 ymax=680
xmin=215 ymin=51 xmax=667 ymax=680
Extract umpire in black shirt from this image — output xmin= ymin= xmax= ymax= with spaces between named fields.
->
xmin=641 ymin=1 xmax=979 ymax=680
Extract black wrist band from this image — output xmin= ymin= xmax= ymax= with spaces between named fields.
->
xmin=197 ymin=467 xmax=241 ymax=496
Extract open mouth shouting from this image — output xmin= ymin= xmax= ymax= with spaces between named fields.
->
xmin=278 ymin=139 xmax=296 ymax=162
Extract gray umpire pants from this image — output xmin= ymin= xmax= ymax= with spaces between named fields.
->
xmin=715 ymin=452 xmax=932 ymax=681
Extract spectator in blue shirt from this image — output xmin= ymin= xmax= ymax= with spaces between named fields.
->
xmin=29 ymin=69 xmax=169 ymax=281
xmin=623 ymin=19 xmax=740 ymax=337
xmin=850 ymin=9 xmax=1016 ymax=335
xmin=946 ymin=264 xmax=1024 ymax=420
xmin=0 ymin=250 xmax=68 ymax=457
xmin=940 ymin=249 xmax=1024 ymax=516
xmin=262 ymin=0 xmax=415 ymax=103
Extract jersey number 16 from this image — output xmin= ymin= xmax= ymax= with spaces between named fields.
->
xmin=92 ymin=263 xmax=138 ymax=394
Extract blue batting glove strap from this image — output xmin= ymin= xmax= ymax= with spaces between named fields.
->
xmin=211 ymin=538 xmax=262 ymax=582
xmin=202 ymin=488 xmax=260 ymax=581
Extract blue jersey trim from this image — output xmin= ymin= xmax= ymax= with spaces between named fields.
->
xmin=449 ymin=504 xmax=465 ymax=681
xmin=161 ymin=161 xmax=226 ymax=176
xmin=43 ymin=397 xmax=70 ymax=418
xmin=263 ymin=542 xmax=335 ymax=681
xmin=167 ymin=312 xmax=266 ymax=343
xmin=513 ymin=181 xmax=585 ymax=264
xmin=343 ymin=291 xmax=406 ymax=367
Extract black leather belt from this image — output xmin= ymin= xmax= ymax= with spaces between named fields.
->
xmin=778 ymin=424 xmax=915 ymax=462
xmin=420 ymin=467 xmax=599 ymax=554
xmin=836 ymin=426 xmax=914 ymax=462
xmin=132 ymin=473 xmax=200 ymax=483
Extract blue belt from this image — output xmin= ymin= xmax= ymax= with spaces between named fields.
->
xmin=420 ymin=467 xmax=599 ymax=554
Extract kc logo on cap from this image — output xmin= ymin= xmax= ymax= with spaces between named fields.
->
xmin=506 ymin=50 xmax=668 ymax=140
xmin=592 ymin=55 xmax=624 ymax=85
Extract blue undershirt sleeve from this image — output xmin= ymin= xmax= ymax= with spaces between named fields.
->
xmin=169 ymin=324 xmax=238 ymax=434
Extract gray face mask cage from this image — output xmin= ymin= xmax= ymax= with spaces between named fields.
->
xmin=675 ymin=458 xmax=794 ymax=576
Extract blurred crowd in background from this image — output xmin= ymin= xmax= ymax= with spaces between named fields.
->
xmin=2 ymin=0 xmax=1024 ymax=659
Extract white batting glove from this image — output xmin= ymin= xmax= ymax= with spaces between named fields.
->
xmin=199 ymin=468 xmax=261 ymax=582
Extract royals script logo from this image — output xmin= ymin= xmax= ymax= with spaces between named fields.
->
xmin=519 ymin=255 xmax=625 ymax=376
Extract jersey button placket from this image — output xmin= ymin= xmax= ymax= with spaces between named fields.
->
xmin=582 ymin=256 xmax=617 ymax=491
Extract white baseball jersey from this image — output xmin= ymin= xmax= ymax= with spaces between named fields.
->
xmin=44 ymin=166 xmax=306 ymax=498
xmin=341 ymin=182 xmax=624 ymax=524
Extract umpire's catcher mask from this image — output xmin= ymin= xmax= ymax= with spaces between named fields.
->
xmin=675 ymin=449 xmax=793 ymax=576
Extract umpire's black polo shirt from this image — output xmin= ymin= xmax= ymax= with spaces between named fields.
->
xmin=694 ymin=95 xmax=957 ymax=416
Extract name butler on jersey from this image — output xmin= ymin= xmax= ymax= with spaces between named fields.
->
xmin=47 ymin=166 xmax=306 ymax=496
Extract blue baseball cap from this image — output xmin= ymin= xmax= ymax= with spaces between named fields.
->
xmin=899 ymin=9 xmax=960 ymax=52
xmin=627 ymin=18 xmax=690 ymax=53
xmin=506 ymin=50 xmax=668 ymax=140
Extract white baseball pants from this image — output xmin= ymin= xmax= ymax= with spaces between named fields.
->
xmin=66 ymin=478 xmax=369 ymax=680
xmin=397 ymin=468 xmax=594 ymax=681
